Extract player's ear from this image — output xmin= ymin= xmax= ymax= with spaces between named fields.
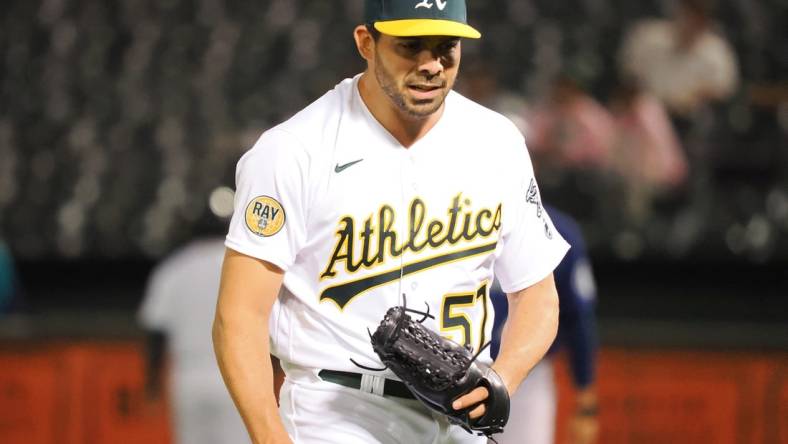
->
xmin=353 ymin=24 xmax=375 ymax=62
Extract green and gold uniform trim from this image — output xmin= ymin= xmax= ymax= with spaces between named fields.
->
xmin=320 ymin=240 xmax=497 ymax=310
xmin=320 ymin=194 xmax=501 ymax=281
xmin=439 ymin=281 xmax=489 ymax=351
xmin=364 ymin=0 xmax=481 ymax=39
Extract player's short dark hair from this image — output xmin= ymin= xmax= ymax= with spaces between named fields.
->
xmin=365 ymin=23 xmax=381 ymax=41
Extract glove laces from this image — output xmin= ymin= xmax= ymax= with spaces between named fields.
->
xmin=349 ymin=293 xmax=434 ymax=372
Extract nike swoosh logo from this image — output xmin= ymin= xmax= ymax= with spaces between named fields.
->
xmin=334 ymin=159 xmax=364 ymax=173
xmin=320 ymin=241 xmax=498 ymax=309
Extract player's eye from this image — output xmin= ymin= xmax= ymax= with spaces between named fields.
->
xmin=438 ymin=40 xmax=459 ymax=56
xmin=439 ymin=40 xmax=459 ymax=52
xmin=398 ymin=39 xmax=422 ymax=53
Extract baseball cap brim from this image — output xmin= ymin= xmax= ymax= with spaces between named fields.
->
xmin=374 ymin=19 xmax=481 ymax=39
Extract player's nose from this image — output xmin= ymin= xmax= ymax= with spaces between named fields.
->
xmin=415 ymin=50 xmax=444 ymax=77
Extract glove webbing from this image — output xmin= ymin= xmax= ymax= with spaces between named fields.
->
xmin=393 ymin=320 xmax=471 ymax=390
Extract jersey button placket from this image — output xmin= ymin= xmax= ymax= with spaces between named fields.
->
xmin=399 ymin=150 xmax=418 ymax=300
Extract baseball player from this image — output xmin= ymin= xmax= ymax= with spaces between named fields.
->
xmin=0 ymin=239 xmax=22 ymax=314
xmin=490 ymin=205 xmax=599 ymax=444
xmin=213 ymin=1 xmax=569 ymax=443
xmin=138 ymin=237 xmax=248 ymax=444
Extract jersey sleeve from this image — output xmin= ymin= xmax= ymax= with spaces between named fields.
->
xmin=494 ymin=145 xmax=570 ymax=294
xmin=225 ymin=129 xmax=310 ymax=271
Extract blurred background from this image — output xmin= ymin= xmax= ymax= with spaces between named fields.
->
xmin=0 ymin=0 xmax=786 ymax=443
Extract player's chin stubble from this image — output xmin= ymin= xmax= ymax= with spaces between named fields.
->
xmin=374 ymin=51 xmax=447 ymax=119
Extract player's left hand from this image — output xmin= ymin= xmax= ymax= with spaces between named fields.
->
xmin=567 ymin=387 xmax=599 ymax=444
xmin=452 ymin=386 xmax=489 ymax=419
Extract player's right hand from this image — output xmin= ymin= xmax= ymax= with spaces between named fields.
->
xmin=452 ymin=385 xmax=490 ymax=419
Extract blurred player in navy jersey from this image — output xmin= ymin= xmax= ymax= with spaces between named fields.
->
xmin=490 ymin=205 xmax=599 ymax=444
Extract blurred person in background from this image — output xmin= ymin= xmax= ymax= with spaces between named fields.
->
xmin=618 ymin=0 xmax=739 ymax=119
xmin=608 ymin=77 xmax=689 ymax=226
xmin=0 ymin=239 xmax=21 ymax=314
xmin=618 ymin=0 xmax=740 ymax=251
xmin=459 ymin=61 xmax=531 ymax=135
xmin=138 ymin=188 xmax=247 ymax=444
xmin=526 ymin=74 xmax=616 ymax=172
xmin=490 ymin=205 xmax=599 ymax=444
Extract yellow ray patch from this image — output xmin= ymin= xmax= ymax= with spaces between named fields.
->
xmin=245 ymin=196 xmax=285 ymax=237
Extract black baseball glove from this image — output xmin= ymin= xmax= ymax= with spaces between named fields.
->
xmin=370 ymin=306 xmax=510 ymax=437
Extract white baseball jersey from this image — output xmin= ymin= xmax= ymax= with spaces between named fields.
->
xmin=226 ymin=75 xmax=569 ymax=377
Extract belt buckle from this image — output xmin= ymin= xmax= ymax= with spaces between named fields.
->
xmin=360 ymin=373 xmax=387 ymax=396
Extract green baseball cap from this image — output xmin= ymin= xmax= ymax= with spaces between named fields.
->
xmin=364 ymin=0 xmax=481 ymax=39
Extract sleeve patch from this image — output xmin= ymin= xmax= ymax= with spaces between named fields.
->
xmin=525 ymin=178 xmax=543 ymax=217
xmin=526 ymin=178 xmax=553 ymax=239
xmin=245 ymin=196 xmax=286 ymax=237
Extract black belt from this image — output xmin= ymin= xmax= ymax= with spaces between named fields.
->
xmin=318 ymin=370 xmax=416 ymax=400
